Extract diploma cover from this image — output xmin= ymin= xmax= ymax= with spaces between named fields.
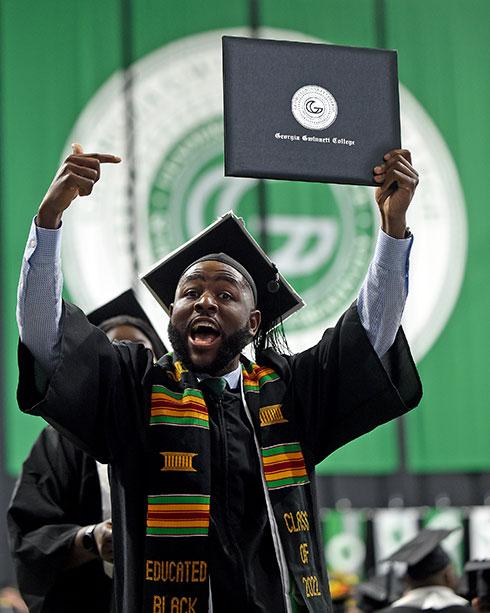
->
xmin=223 ymin=36 xmax=401 ymax=186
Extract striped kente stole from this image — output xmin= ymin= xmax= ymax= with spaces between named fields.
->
xmin=142 ymin=355 xmax=322 ymax=612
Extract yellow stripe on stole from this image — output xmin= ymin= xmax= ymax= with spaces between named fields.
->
xmin=262 ymin=451 xmax=305 ymax=465
xmin=151 ymin=408 xmax=207 ymax=419
xmin=147 ymin=504 xmax=210 ymax=511
xmin=264 ymin=468 xmax=308 ymax=479
xmin=152 ymin=394 xmax=207 ymax=408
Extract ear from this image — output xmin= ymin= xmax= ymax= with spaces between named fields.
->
xmin=249 ymin=309 xmax=261 ymax=336
xmin=443 ymin=564 xmax=459 ymax=591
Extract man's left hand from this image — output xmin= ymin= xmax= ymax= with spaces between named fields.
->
xmin=373 ymin=149 xmax=419 ymax=238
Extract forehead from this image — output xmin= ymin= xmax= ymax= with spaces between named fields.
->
xmin=178 ymin=260 xmax=247 ymax=286
xmin=106 ymin=324 xmax=155 ymax=356
xmin=106 ymin=323 xmax=151 ymax=343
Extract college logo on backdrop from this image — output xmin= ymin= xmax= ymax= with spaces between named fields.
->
xmin=63 ymin=28 xmax=467 ymax=358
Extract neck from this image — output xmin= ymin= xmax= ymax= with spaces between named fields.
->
xmin=178 ymin=354 xmax=242 ymax=377
xmin=213 ymin=355 xmax=241 ymax=376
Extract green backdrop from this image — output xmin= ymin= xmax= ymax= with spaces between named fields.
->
xmin=2 ymin=0 xmax=489 ymax=476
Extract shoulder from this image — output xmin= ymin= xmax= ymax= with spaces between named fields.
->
xmin=254 ymin=348 xmax=293 ymax=381
xmin=37 ymin=425 xmax=89 ymax=468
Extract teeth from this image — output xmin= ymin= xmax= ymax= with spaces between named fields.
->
xmin=192 ymin=321 xmax=217 ymax=332
xmin=190 ymin=321 xmax=219 ymax=339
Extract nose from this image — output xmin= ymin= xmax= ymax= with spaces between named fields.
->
xmin=194 ymin=291 xmax=218 ymax=313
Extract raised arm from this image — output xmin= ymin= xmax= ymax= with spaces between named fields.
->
xmin=17 ymin=144 xmax=121 ymax=376
xmin=357 ymin=149 xmax=419 ymax=356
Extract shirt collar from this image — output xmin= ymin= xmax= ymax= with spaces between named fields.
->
xmin=221 ymin=362 xmax=242 ymax=389
xmin=196 ymin=362 xmax=242 ymax=390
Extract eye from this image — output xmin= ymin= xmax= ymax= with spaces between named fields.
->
xmin=219 ymin=291 xmax=233 ymax=301
xmin=184 ymin=288 xmax=199 ymax=299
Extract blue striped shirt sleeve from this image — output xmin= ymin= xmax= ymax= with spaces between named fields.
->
xmin=357 ymin=229 xmax=413 ymax=357
xmin=17 ymin=219 xmax=63 ymax=377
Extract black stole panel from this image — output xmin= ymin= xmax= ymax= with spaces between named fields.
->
xmin=243 ymin=359 xmax=331 ymax=612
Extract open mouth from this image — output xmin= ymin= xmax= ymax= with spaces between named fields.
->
xmin=189 ymin=320 xmax=221 ymax=347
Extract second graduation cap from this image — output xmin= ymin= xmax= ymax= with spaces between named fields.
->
xmin=140 ymin=211 xmax=304 ymax=331
xmin=384 ymin=528 xmax=457 ymax=580
xmin=87 ymin=288 xmax=167 ymax=359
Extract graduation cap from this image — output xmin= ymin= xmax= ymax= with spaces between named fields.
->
xmin=464 ymin=560 xmax=490 ymax=601
xmin=140 ymin=211 xmax=304 ymax=333
xmin=355 ymin=573 xmax=403 ymax=612
xmin=87 ymin=289 xmax=167 ymax=359
xmin=383 ymin=528 xmax=457 ymax=581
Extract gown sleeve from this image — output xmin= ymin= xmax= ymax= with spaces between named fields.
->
xmin=17 ymin=300 xmax=154 ymax=462
xmin=266 ymin=303 xmax=422 ymax=466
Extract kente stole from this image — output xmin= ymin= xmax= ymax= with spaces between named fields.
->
xmin=142 ymin=354 xmax=330 ymax=612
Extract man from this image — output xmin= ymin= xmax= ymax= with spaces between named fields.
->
xmin=380 ymin=529 xmax=470 ymax=613
xmin=9 ymin=292 xmax=166 ymax=612
xmin=16 ymin=143 xmax=421 ymax=612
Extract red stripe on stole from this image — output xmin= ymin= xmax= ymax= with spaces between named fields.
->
xmin=255 ymin=366 xmax=275 ymax=378
xmin=147 ymin=511 xmax=210 ymax=520
xmin=151 ymin=399 xmax=207 ymax=413
xmin=264 ymin=459 xmax=306 ymax=473
xmin=151 ymin=406 xmax=207 ymax=418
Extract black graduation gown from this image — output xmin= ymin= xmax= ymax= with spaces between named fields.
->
xmin=379 ymin=607 xmax=474 ymax=613
xmin=7 ymin=426 xmax=112 ymax=613
xmin=17 ymin=302 xmax=422 ymax=612
xmin=205 ymin=385 xmax=285 ymax=611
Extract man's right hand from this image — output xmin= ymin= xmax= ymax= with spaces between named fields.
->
xmin=36 ymin=143 xmax=121 ymax=229
xmin=93 ymin=519 xmax=113 ymax=563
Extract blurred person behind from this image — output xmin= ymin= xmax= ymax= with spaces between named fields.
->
xmin=8 ymin=292 xmax=165 ymax=613
xmin=380 ymin=529 xmax=471 ymax=613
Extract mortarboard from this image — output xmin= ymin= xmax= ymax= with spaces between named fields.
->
xmin=383 ymin=528 xmax=457 ymax=581
xmin=463 ymin=560 xmax=490 ymax=600
xmin=87 ymin=289 xmax=167 ymax=359
xmin=355 ymin=573 xmax=403 ymax=612
xmin=140 ymin=211 xmax=304 ymax=332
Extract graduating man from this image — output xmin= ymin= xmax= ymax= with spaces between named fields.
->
xmin=16 ymin=144 xmax=422 ymax=612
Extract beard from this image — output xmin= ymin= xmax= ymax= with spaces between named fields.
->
xmin=167 ymin=321 xmax=253 ymax=375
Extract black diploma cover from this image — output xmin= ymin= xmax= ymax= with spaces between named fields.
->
xmin=223 ymin=36 xmax=401 ymax=186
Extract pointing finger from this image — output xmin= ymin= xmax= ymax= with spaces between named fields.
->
xmin=70 ymin=143 xmax=121 ymax=164
xmin=91 ymin=153 xmax=121 ymax=163
xmin=77 ymin=152 xmax=121 ymax=164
